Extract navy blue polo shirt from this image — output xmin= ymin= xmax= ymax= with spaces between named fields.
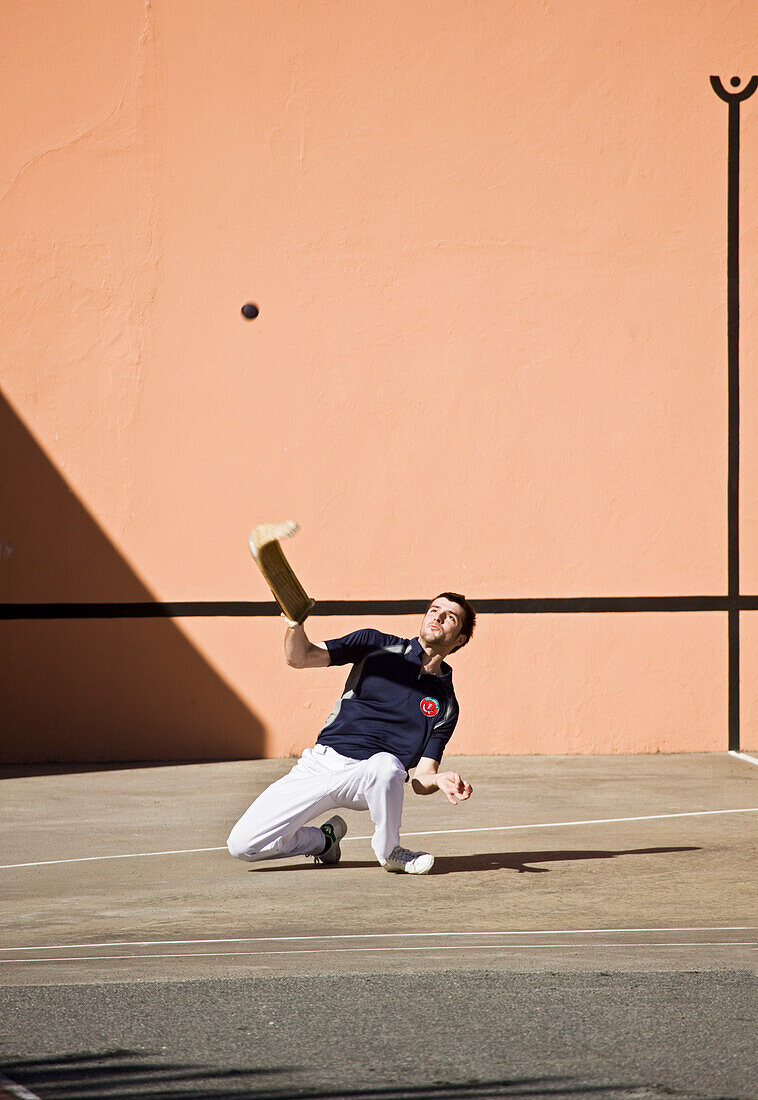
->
xmin=316 ymin=629 xmax=459 ymax=772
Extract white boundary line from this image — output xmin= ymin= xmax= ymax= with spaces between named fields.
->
xmin=0 ymin=846 xmax=224 ymax=870
xmin=729 ymin=750 xmax=758 ymax=768
xmin=2 ymin=807 xmax=757 ymax=870
xmin=2 ymin=926 xmax=754 ymax=953
xmin=2 ymin=942 xmax=756 ymax=965
xmin=0 ymin=1073 xmax=43 ymax=1100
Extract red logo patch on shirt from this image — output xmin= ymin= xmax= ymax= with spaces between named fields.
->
xmin=420 ymin=696 xmax=440 ymax=718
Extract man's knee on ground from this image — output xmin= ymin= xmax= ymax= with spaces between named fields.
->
xmin=227 ymin=822 xmax=298 ymax=862
xmin=365 ymin=751 xmax=406 ymax=788
xmin=226 ymin=825 xmax=271 ymax=861
xmin=226 ymin=828 xmax=252 ymax=861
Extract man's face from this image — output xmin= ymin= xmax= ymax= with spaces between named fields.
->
xmin=419 ymin=597 xmax=466 ymax=654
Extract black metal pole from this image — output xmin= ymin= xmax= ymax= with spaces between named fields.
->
xmin=711 ymin=76 xmax=758 ymax=752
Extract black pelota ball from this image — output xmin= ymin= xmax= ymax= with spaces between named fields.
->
xmin=241 ymin=302 xmax=259 ymax=320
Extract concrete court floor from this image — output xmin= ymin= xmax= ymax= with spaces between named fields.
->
xmin=1 ymin=752 xmax=756 ymax=985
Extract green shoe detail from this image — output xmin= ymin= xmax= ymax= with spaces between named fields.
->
xmin=314 ymin=816 xmax=347 ymax=865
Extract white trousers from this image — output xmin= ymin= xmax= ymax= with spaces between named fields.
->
xmin=227 ymin=745 xmax=407 ymax=864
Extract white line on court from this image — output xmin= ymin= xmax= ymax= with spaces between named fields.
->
xmin=2 ymin=927 xmax=754 ymax=953
xmin=2 ymin=807 xmax=757 ymax=870
xmin=729 ymin=750 xmax=758 ymax=768
xmin=0 ymin=1073 xmax=43 ymax=1100
xmin=0 ymin=845 xmax=223 ymax=869
xmin=1 ymin=942 xmax=756 ymax=965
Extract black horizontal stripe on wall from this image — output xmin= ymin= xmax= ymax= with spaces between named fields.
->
xmin=0 ymin=595 xmax=743 ymax=619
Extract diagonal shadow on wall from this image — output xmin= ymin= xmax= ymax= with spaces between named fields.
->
xmin=0 ymin=395 xmax=266 ymax=766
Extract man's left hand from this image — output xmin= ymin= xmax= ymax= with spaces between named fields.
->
xmin=435 ymin=772 xmax=473 ymax=805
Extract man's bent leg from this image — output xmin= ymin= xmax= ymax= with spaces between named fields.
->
xmin=227 ymin=750 xmax=337 ymax=862
xmin=359 ymin=752 xmax=407 ymax=862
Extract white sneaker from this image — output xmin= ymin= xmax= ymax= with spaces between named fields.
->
xmin=313 ymin=815 xmax=347 ymax=865
xmin=380 ymin=845 xmax=434 ymax=875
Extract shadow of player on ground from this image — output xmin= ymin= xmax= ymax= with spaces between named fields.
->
xmin=250 ymin=845 xmax=700 ymax=872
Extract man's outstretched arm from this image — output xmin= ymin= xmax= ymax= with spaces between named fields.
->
xmin=283 ymin=619 xmax=331 ymax=668
xmin=411 ymin=757 xmax=473 ymax=804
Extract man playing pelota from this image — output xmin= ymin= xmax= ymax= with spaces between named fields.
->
xmin=227 ymin=593 xmax=475 ymax=875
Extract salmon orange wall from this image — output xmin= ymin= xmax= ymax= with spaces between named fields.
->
xmin=1 ymin=1 xmax=756 ymax=760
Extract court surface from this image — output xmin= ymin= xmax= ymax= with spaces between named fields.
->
xmin=1 ymin=752 xmax=756 ymax=1099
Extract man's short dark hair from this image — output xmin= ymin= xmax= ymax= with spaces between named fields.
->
xmin=427 ymin=592 xmax=476 ymax=651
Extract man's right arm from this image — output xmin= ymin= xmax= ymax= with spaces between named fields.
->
xmin=284 ymin=621 xmax=331 ymax=668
